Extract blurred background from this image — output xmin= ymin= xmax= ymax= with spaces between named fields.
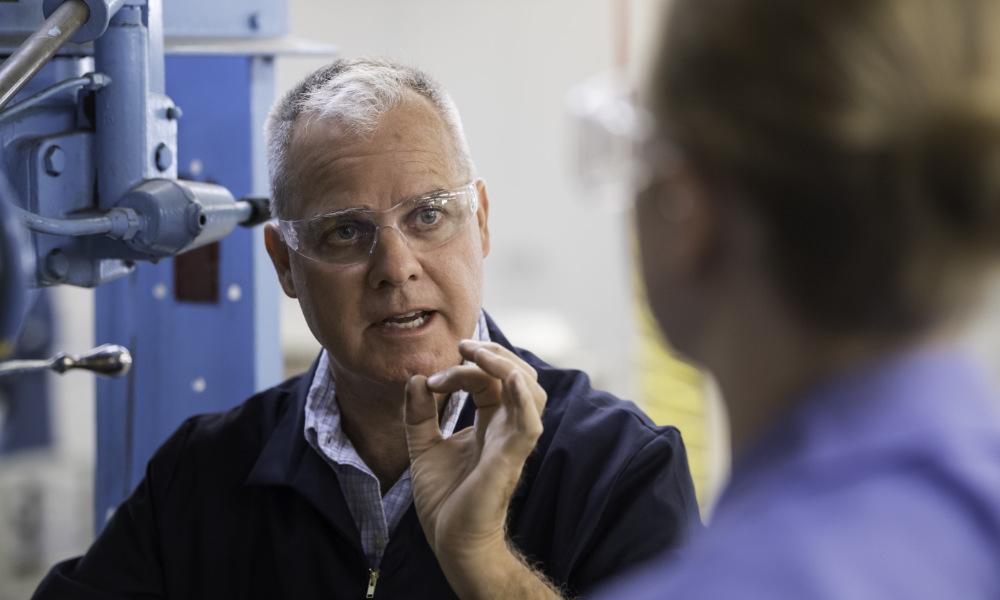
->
xmin=22 ymin=0 xmax=1000 ymax=596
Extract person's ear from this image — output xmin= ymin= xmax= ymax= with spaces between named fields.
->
xmin=474 ymin=180 xmax=491 ymax=258
xmin=264 ymin=223 xmax=298 ymax=298
xmin=656 ymin=165 xmax=719 ymax=280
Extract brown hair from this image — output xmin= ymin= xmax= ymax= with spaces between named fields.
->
xmin=651 ymin=0 xmax=1000 ymax=333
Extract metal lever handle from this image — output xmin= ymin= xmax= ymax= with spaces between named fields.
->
xmin=0 ymin=344 xmax=132 ymax=378
xmin=0 ymin=0 xmax=91 ymax=111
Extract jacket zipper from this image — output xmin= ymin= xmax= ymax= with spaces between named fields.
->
xmin=365 ymin=568 xmax=380 ymax=599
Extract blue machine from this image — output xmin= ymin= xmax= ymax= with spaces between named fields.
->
xmin=0 ymin=170 xmax=34 ymax=356
xmin=0 ymin=0 xmax=332 ymax=532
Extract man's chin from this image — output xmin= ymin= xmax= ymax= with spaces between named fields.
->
xmin=361 ymin=352 xmax=461 ymax=385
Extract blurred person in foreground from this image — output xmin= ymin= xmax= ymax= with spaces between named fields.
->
xmin=32 ymin=59 xmax=700 ymax=599
xmin=596 ymin=0 xmax=1000 ymax=597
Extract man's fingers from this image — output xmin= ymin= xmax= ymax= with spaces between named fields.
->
xmin=473 ymin=371 xmax=542 ymax=489
xmin=404 ymin=375 xmax=443 ymax=459
xmin=427 ymin=342 xmax=547 ymax=416
xmin=461 ymin=343 xmax=547 ymax=414
xmin=460 ymin=343 xmax=521 ymax=381
xmin=459 ymin=340 xmax=537 ymax=379
xmin=510 ymin=371 xmax=543 ymax=441
xmin=426 ymin=365 xmax=500 ymax=406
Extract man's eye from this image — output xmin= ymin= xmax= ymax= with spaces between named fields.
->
xmin=417 ymin=208 xmax=442 ymax=226
xmin=325 ymin=222 xmax=363 ymax=244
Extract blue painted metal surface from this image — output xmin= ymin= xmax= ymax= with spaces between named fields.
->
xmin=0 ymin=293 xmax=54 ymax=453
xmin=0 ymin=167 xmax=34 ymax=356
xmin=1 ymin=0 xmax=287 ymax=43
xmin=0 ymin=57 xmax=85 ymax=456
xmin=94 ymin=53 xmax=280 ymax=531
xmin=0 ymin=0 xmax=46 ymax=37
xmin=162 ymin=0 xmax=287 ymax=38
xmin=0 ymin=164 xmax=47 ymax=454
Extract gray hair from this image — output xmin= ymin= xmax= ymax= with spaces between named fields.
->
xmin=265 ymin=58 xmax=477 ymax=218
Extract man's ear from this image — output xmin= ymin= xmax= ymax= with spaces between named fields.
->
xmin=474 ymin=180 xmax=491 ymax=258
xmin=264 ymin=223 xmax=298 ymax=298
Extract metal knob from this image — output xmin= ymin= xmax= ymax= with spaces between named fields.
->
xmin=50 ymin=344 xmax=132 ymax=376
xmin=0 ymin=344 xmax=132 ymax=378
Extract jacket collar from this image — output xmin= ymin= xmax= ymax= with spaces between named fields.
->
xmin=244 ymin=356 xmax=316 ymax=488
xmin=244 ymin=356 xmax=363 ymax=552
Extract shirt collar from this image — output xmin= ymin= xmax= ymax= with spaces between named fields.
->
xmin=303 ymin=310 xmax=492 ymax=472
xmin=246 ymin=310 xmax=517 ymax=491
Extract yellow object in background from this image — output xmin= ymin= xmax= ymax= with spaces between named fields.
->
xmin=636 ymin=301 xmax=711 ymax=509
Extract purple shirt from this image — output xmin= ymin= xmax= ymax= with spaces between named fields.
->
xmin=599 ymin=348 xmax=1000 ymax=599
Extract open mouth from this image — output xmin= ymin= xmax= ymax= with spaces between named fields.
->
xmin=379 ymin=310 xmax=434 ymax=330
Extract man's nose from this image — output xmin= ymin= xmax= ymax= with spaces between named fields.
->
xmin=366 ymin=226 xmax=422 ymax=289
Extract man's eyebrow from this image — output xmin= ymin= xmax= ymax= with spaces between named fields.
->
xmin=305 ymin=187 xmax=455 ymax=219
xmin=401 ymin=188 xmax=451 ymax=203
xmin=308 ymin=205 xmax=372 ymax=220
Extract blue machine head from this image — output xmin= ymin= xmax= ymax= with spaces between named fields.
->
xmin=0 ymin=170 xmax=34 ymax=358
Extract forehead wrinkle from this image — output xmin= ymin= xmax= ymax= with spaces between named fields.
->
xmin=395 ymin=153 xmax=457 ymax=180
xmin=285 ymin=99 xmax=466 ymax=217
xmin=299 ymin=150 xmax=454 ymax=199
xmin=295 ymin=141 xmax=456 ymax=190
xmin=289 ymin=159 xmax=456 ymax=219
xmin=291 ymin=126 xmax=453 ymax=179
xmin=309 ymin=185 xmax=455 ymax=221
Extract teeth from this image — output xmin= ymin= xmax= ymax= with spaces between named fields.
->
xmin=382 ymin=311 xmax=430 ymax=329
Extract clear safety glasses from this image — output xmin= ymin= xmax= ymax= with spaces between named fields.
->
xmin=567 ymin=75 xmax=668 ymax=209
xmin=277 ymin=182 xmax=479 ymax=265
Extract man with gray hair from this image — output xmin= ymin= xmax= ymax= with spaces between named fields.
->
xmin=33 ymin=58 xmax=699 ymax=599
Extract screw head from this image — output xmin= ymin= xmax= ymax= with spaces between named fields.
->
xmin=44 ymin=145 xmax=65 ymax=176
xmin=155 ymin=143 xmax=173 ymax=172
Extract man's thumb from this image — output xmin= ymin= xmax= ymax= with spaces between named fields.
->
xmin=404 ymin=375 xmax=443 ymax=459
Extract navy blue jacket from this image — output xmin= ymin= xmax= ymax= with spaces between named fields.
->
xmin=34 ymin=317 xmax=700 ymax=599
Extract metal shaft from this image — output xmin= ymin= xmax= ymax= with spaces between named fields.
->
xmin=0 ymin=358 xmax=52 ymax=377
xmin=0 ymin=0 xmax=91 ymax=111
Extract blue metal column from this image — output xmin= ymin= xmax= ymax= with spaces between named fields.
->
xmin=93 ymin=0 xmax=166 ymax=532
xmin=94 ymin=49 xmax=280 ymax=531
